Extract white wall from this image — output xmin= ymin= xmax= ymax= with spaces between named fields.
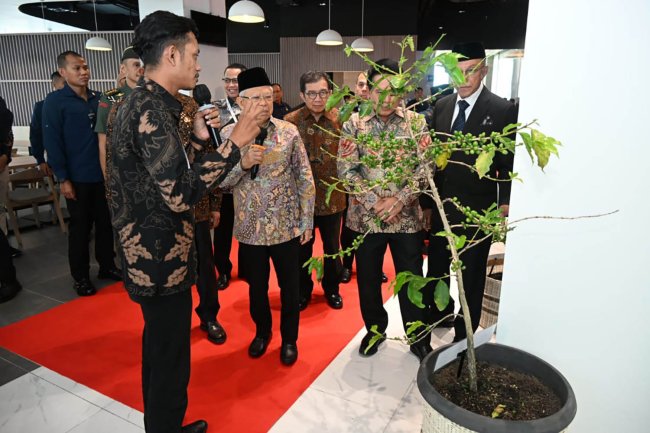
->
xmin=497 ymin=1 xmax=650 ymax=432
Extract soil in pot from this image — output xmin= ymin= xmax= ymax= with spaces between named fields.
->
xmin=433 ymin=359 xmax=562 ymax=420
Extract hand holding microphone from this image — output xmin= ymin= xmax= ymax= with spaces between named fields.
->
xmin=192 ymin=84 xmax=222 ymax=145
xmin=250 ymin=127 xmax=267 ymax=179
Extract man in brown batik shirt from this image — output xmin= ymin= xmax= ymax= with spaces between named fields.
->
xmin=285 ymin=71 xmax=345 ymax=311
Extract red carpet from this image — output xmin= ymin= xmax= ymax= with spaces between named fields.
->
xmin=0 ymin=240 xmax=394 ymax=432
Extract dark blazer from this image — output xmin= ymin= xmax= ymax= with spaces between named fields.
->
xmin=30 ymin=100 xmax=45 ymax=164
xmin=422 ymin=87 xmax=518 ymax=218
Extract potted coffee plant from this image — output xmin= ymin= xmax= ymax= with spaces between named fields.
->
xmin=305 ymin=36 xmax=577 ymax=432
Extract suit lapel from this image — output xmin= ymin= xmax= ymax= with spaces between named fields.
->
xmin=437 ymin=96 xmax=456 ymax=134
xmin=464 ymin=87 xmax=490 ymax=134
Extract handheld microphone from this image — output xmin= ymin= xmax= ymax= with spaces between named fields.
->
xmin=193 ymin=84 xmax=222 ymax=145
xmin=251 ymin=127 xmax=267 ymax=180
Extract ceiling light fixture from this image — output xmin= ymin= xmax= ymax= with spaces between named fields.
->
xmin=228 ymin=0 xmax=265 ymax=24
xmin=351 ymin=0 xmax=374 ymax=52
xmin=316 ymin=0 xmax=343 ymax=46
xmin=85 ymin=0 xmax=112 ymax=51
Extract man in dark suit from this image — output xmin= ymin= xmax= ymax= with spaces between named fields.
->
xmin=421 ymin=42 xmax=517 ymax=342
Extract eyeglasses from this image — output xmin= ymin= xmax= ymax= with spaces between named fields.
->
xmin=304 ymin=90 xmax=330 ymax=100
xmin=222 ymin=78 xmax=238 ymax=84
xmin=240 ymin=94 xmax=273 ymax=103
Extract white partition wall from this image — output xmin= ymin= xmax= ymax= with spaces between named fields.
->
xmin=497 ymin=1 xmax=650 ymax=432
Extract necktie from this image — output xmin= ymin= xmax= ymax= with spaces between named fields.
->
xmin=451 ymin=99 xmax=470 ymax=132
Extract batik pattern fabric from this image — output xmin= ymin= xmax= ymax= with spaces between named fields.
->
xmin=106 ymin=78 xmax=241 ymax=296
xmin=220 ymin=117 xmax=315 ymax=246
xmin=284 ymin=106 xmax=346 ymax=216
xmin=337 ymin=108 xmax=426 ymax=234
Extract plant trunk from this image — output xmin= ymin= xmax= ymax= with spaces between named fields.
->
xmin=426 ymin=172 xmax=478 ymax=393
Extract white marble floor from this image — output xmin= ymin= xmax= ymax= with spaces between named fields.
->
xmin=0 ymin=292 xmax=457 ymax=433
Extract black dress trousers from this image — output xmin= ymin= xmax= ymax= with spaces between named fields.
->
xmin=67 ymin=181 xmax=115 ymax=281
xmin=194 ymin=220 xmax=220 ymax=323
xmin=354 ymin=231 xmax=425 ymax=340
xmin=131 ymin=290 xmax=192 ymax=433
xmin=212 ymin=193 xmax=234 ymax=279
xmin=299 ymin=212 xmax=343 ymax=298
xmin=239 ymin=237 xmax=301 ymax=344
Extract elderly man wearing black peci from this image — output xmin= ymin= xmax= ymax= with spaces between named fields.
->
xmin=106 ymin=11 xmax=264 ymax=433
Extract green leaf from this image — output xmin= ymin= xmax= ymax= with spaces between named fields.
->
xmin=434 ymin=280 xmax=450 ymax=311
xmin=475 ymin=149 xmax=495 ymax=178
xmin=326 ymin=91 xmax=344 ymax=111
xmin=405 ymin=35 xmax=415 ymax=52
xmin=389 ymin=75 xmax=408 ymax=91
xmin=344 ymin=45 xmax=353 ymax=57
xmin=407 ymin=276 xmax=428 ymax=308
xmin=406 ymin=320 xmax=425 ymax=336
xmin=503 ymin=122 xmax=520 ymax=135
xmin=519 ymin=131 xmax=534 ymax=163
xmin=391 ymin=271 xmax=411 ymax=296
xmin=437 ymin=52 xmax=465 ymax=87
xmin=529 ymin=129 xmax=561 ymax=170
xmin=359 ymin=100 xmax=374 ymax=117
xmin=364 ymin=325 xmax=385 ymax=354
xmin=339 ymin=102 xmax=356 ymax=123
xmin=324 ymin=181 xmax=338 ymax=206
xmin=455 ymin=234 xmax=467 ymax=249
xmin=305 ymin=257 xmax=324 ymax=282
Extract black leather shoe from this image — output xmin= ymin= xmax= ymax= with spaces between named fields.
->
xmin=0 ymin=279 xmax=22 ymax=303
xmin=340 ymin=268 xmax=352 ymax=283
xmin=381 ymin=272 xmax=388 ymax=283
xmin=280 ymin=342 xmax=298 ymax=366
xmin=299 ymin=294 xmax=310 ymax=311
xmin=9 ymin=247 xmax=22 ymax=258
xmin=410 ymin=344 xmax=433 ymax=362
xmin=73 ymin=278 xmax=97 ymax=296
xmin=98 ymin=267 xmax=122 ymax=281
xmin=325 ymin=293 xmax=343 ymax=309
xmin=216 ymin=274 xmax=230 ymax=290
xmin=359 ymin=331 xmax=386 ymax=357
xmin=200 ymin=321 xmax=227 ymax=344
xmin=181 ymin=419 xmax=208 ymax=433
xmin=248 ymin=333 xmax=272 ymax=358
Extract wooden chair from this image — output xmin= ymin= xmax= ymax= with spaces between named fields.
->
xmin=5 ymin=166 xmax=67 ymax=247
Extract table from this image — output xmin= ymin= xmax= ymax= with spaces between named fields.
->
xmin=9 ymin=156 xmax=37 ymax=170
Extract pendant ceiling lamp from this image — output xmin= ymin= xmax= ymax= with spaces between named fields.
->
xmin=85 ymin=0 xmax=112 ymax=51
xmin=228 ymin=0 xmax=265 ymax=24
xmin=316 ymin=0 xmax=343 ymax=46
xmin=351 ymin=0 xmax=374 ymax=52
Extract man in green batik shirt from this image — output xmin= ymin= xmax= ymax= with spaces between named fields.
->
xmin=95 ymin=46 xmax=143 ymax=178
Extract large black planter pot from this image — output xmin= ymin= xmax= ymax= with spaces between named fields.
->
xmin=417 ymin=343 xmax=577 ymax=433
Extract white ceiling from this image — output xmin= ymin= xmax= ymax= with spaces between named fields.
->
xmin=1 ymin=1 xmax=88 ymax=34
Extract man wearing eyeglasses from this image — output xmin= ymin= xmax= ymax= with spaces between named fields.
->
xmin=285 ymin=71 xmax=345 ymax=312
xmin=219 ymin=67 xmax=315 ymax=366
xmin=212 ymin=63 xmax=246 ymax=291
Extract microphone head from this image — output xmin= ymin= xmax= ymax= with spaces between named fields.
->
xmin=193 ymin=84 xmax=212 ymax=106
